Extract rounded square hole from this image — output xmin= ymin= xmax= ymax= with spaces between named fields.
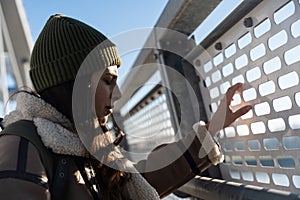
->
xmin=278 ymin=71 xmax=299 ymax=90
xmin=232 ymin=156 xmax=243 ymax=165
xmin=288 ymin=114 xmax=300 ymax=129
xmin=277 ymin=156 xmax=295 ymax=168
xmin=241 ymin=171 xmax=254 ymax=182
xmin=293 ymin=175 xmax=300 ymax=188
xmin=223 ymin=141 xmax=233 ymax=152
xmin=204 ymin=77 xmax=211 ymax=87
xmin=268 ymin=30 xmax=288 ymax=51
xmin=254 ymin=102 xmax=271 ymax=116
xmin=237 ymin=124 xmax=249 ymax=136
xmin=263 ymin=56 xmax=281 ymax=75
xmin=238 ymin=32 xmax=252 ymax=49
xmin=225 ymin=43 xmax=236 ymax=58
xmin=210 ymin=87 xmax=220 ymax=99
xmin=250 ymin=43 xmax=266 ymax=61
xmin=235 ymin=141 xmax=245 ymax=151
xmin=220 ymin=81 xmax=231 ymax=94
xmin=274 ymin=1 xmax=295 ymax=24
xmin=263 ymin=137 xmax=280 ymax=150
xmin=230 ymin=169 xmax=240 ymax=179
xmin=283 ymin=136 xmax=300 ymax=150
xmin=211 ymin=70 xmax=222 ymax=83
xmin=232 ymin=74 xmax=245 ymax=85
xmin=273 ymin=96 xmax=292 ymax=112
xmin=248 ymin=139 xmax=261 ymax=151
xmin=259 ymin=81 xmax=276 ymax=96
xmin=246 ymin=67 xmax=261 ymax=82
xmin=268 ymin=118 xmax=286 ymax=132
xmin=204 ymin=61 xmax=213 ymax=73
xmin=213 ymin=53 xmax=224 ymax=67
xmin=259 ymin=156 xmax=274 ymax=167
xmin=224 ymin=126 xmax=236 ymax=138
xmin=210 ymin=102 xmax=218 ymax=113
xmin=251 ymin=121 xmax=266 ymax=134
xmin=272 ymin=173 xmax=289 ymax=187
xmin=291 ymin=19 xmax=300 ymax=38
xmin=245 ymin=156 xmax=257 ymax=166
xmin=254 ymin=18 xmax=271 ymax=38
xmin=222 ymin=63 xmax=233 ymax=77
xmin=295 ymin=92 xmax=300 ymax=107
xmin=235 ymin=54 xmax=248 ymax=70
xmin=284 ymin=44 xmax=300 ymax=65
xmin=224 ymin=155 xmax=231 ymax=163
xmin=243 ymin=88 xmax=257 ymax=102
xmin=256 ymin=172 xmax=270 ymax=184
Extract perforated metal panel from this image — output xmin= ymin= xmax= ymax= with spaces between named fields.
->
xmin=122 ymin=86 xmax=176 ymax=162
xmin=193 ymin=0 xmax=300 ymax=192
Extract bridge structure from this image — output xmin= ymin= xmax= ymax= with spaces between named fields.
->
xmin=115 ymin=0 xmax=300 ymax=199
xmin=0 ymin=0 xmax=32 ymax=116
xmin=1 ymin=0 xmax=300 ymax=199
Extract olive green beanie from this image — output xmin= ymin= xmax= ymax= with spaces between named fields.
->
xmin=29 ymin=14 xmax=122 ymax=93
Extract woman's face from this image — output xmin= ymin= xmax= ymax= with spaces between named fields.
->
xmin=92 ymin=65 xmax=121 ymax=125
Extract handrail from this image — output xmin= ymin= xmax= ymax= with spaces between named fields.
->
xmin=177 ymin=176 xmax=300 ymax=200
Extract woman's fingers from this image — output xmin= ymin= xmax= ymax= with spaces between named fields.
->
xmin=226 ymin=83 xmax=243 ymax=106
xmin=207 ymin=82 xmax=252 ymax=136
xmin=232 ymin=105 xmax=252 ymax=122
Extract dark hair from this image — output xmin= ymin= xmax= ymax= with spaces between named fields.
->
xmin=39 ymin=80 xmax=75 ymax=123
xmin=40 ymin=80 xmax=131 ymax=199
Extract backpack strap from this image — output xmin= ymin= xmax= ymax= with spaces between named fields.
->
xmin=0 ymin=117 xmax=4 ymax=130
xmin=0 ymin=120 xmax=70 ymax=200
xmin=0 ymin=120 xmax=55 ymax=180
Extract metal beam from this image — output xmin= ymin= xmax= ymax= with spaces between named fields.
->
xmin=116 ymin=0 xmax=222 ymax=111
xmin=178 ymin=176 xmax=300 ymax=200
xmin=0 ymin=0 xmax=33 ymax=88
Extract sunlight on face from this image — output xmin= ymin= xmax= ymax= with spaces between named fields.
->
xmin=91 ymin=65 xmax=121 ymax=125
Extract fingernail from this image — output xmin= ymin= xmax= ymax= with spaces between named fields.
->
xmin=245 ymin=105 xmax=252 ymax=111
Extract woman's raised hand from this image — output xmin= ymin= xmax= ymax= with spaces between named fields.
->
xmin=206 ymin=83 xmax=252 ymax=136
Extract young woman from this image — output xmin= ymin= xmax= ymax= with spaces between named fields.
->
xmin=0 ymin=14 xmax=251 ymax=199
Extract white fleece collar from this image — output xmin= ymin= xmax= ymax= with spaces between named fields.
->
xmin=33 ymin=117 xmax=89 ymax=157
xmin=2 ymin=92 xmax=160 ymax=199
xmin=2 ymin=92 xmax=88 ymax=156
xmin=2 ymin=92 xmax=72 ymax=128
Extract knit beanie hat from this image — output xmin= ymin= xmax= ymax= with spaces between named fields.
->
xmin=29 ymin=14 xmax=122 ymax=93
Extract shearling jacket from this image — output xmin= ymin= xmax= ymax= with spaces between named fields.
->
xmin=0 ymin=92 xmax=223 ymax=199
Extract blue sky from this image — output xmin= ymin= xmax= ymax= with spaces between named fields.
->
xmin=21 ymin=0 xmax=243 ymax=84
xmin=22 ymin=0 xmax=169 ymax=41
xmin=22 ymin=0 xmax=169 ymax=82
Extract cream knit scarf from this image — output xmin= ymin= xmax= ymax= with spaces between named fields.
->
xmin=2 ymin=92 xmax=160 ymax=200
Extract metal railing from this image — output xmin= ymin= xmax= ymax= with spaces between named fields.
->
xmin=178 ymin=176 xmax=300 ymax=200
